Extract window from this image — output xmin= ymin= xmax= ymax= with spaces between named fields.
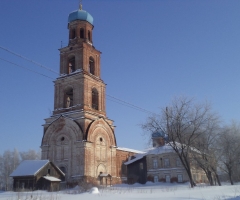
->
xmin=65 ymin=88 xmax=73 ymax=108
xmin=153 ymin=159 xmax=158 ymax=168
xmin=122 ymin=162 xmax=127 ymax=175
xmin=139 ymin=162 xmax=143 ymax=170
xmin=80 ymin=28 xmax=84 ymax=38
xmin=154 ymin=176 xmax=158 ymax=183
xmin=89 ymin=57 xmax=95 ymax=75
xmin=177 ymin=174 xmax=183 ymax=182
xmin=176 ymin=158 xmax=181 ymax=167
xmin=92 ymin=88 xmax=99 ymax=110
xmin=68 ymin=57 xmax=75 ymax=73
xmin=165 ymin=175 xmax=170 ymax=183
xmin=59 ymin=167 xmax=66 ymax=174
xmin=164 ymin=158 xmax=170 ymax=167
xmin=48 ymin=168 xmax=50 ymax=174
xmin=71 ymin=29 xmax=76 ymax=39
xmin=88 ymin=30 xmax=91 ymax=41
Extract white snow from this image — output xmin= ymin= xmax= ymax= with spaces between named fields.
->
xmin=116 ymin=147 xmax=145 ymax=154
xmin=10 ymin=160 xmax=49 ymax=176
xmin=1 ymin=182 xmax=240 ymax=200
xmin=43 ymin=176 xmax=61 ymax=182
xmin=89 ymin=187 xmax=99 ymax=194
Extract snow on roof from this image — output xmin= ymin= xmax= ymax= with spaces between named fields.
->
xmin=144 ymin=143 xmax=175 ymax=155
xmin=124 ymin=153 xmax=147 ymax=165
xmin=116 ymin=147 xmax=145 ymax=154
xmin=10 ymin=160 xmax=49 ymax=177
xmin=43 ymin=176 xmax=61 ymax=182
xmin=99 ymin=173 xmax=111 ymax=177
xmin=125 ymin=144 xmax=175 ymax=165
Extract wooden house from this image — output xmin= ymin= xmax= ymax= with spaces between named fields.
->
xmin=10 ymin=160 xmax=65 ymax=191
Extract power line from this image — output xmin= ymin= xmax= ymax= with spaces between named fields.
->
xmin=0 ymin=45 xmax=59 ymax=75
xmin=106 ymin=94 xmax=155 ymax=115
xmin=0 ymin=48 xmax=156 ymax=115
xmin=0 ymin=57 xmax=55 ymax=80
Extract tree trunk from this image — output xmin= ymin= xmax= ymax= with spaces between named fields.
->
xmin=229 ymin=173 xmax=234 ymax=185
xmin=186 ymin=169 xmax=195 ymax=188
xmin=206 ymin=171 xmax=213 ymax=186
xmin=215 ymin=173 xmax=221 ymax=186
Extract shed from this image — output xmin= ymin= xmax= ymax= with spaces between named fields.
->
xmin=10 ymin=160 xmax=65 ymax=191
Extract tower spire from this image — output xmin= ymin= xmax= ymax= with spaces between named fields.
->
xmin=79 ymin=0 xmax=82 ymax=10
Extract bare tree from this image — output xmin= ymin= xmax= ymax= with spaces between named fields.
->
xmin=191 ymin=114 xmax=222 ymax=186
xmin=142 ymin=96 xmax=219 ymax=188
xmin=20 ymin=149 xmax=41 ymax=160
xmin=217 ymin=122 xmax=240 ymax=185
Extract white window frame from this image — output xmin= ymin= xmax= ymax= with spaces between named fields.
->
xmin=165 ymin=175 xmax=170 ymax=183
xmin=177 ymin=174 xmax=183 ymax=182
xmin=176 ymin=158 xmax=181 ymax=167
xmin=154 ymin=176 xmax=159 ymax=183
xmin=164 ymin=158 xmax=170 ymax=167
xmin=153 ymin=159 xmax=158 ymax=168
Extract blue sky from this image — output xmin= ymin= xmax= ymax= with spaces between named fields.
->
xmin=0 ymin=0 xmax=240 ymax=153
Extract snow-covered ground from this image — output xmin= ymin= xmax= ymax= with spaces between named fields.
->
xmin=1 ymin=182 xmax=240 ymax=200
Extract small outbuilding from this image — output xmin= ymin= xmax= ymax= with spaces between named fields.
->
xmin=10 ymin=160 xmax=65 ymax=191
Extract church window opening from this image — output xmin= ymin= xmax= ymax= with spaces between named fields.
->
xmin=65 ymin=88 xmax=73 ymax=108
xmin=71 ymin=29 xmax=76 ymax=39
xmin=100 ymin=137 xmax=103 ymax=142
xmin=61 ymin=137 xmax=65 ymax=141
xmin=88 ymin=30 xmax=91 ymax=41
xmin=80 ymin=28 xmax=84 ymax=38
xmin=89 ymin=57 xmax=95 ymax=75
xmin=68 ymin=57 xmax=75 ymax=74
xmin=59 ymin=167 xmax=66 ymax=173
xmin=92 ymin=88 xmax=99 ymax=110
xmin=48 ymin=168 xmax=50 ymax=174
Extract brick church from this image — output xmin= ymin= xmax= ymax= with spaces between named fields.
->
xmin=40 ymin=5 xmax=141 ymax=184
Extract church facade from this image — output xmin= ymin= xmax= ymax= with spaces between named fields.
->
xmin=40 ymin=5 xmax=140 ymax=184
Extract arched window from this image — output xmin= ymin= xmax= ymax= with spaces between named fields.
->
xmin=80 ymin=28 xmax=84 ymax=38
xmin=68 ymin=57 xmax=75 ymax=73
xmin=71 ymin=29 xmax=76 ymax=39
xmin=92 ymin=88 xmax=99 ymax=110
xmin=65 ymin=88 xmax=73 ymax=108
xmin=88 ymin=30 xmax=91 ymax=41
xmin=89 ymin=57 xmax=95 ymax=75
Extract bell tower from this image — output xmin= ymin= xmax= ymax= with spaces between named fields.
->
xmin=54 ymin=4 xmax=106 ymax=117
xmin=41 ymin=5 xmax=117 ymax=183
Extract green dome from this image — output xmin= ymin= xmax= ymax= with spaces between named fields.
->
xmin=68 ymin=9 xmax=93 ymax=25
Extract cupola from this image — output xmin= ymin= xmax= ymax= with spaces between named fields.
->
xmin=68 ymin=5 xmax=93 ymax=25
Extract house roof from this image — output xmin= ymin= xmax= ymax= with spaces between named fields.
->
xmin=10 ymin=160 xmax=50 ymax=177
xmin=124 ymin=144 xmax=175 ymax=165
xmin=116 ymin=147 xmax=145 ymax=154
